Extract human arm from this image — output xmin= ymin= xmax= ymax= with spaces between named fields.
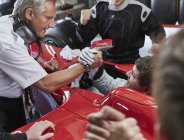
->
xmin=33 ymin=48 xmax=103 ymax=92
xmin=33 ymin=63 xmax=85 ymax=92
xmin=0 ymin=41 xmax=102 ymax=93
xmin=85 ymin=106 xmax=145 ymax=140
xmin=141 ymin=10 xmax=166 ymax=55
xmin=80 ymin=9 xmax=91 ymax=26
xmin=142 ymin=11 xmax=166 ymax=44
xmin=149 ymin=40 xmax=166 ymax=55
xmin=93 ymin=68 xmax=126 ymax=94
xmin=77 ymin=3 xmax=102 ymax=44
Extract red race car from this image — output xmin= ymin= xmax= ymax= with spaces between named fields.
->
xmin=12 ymin=42 xmax=156 ymax=140
xmin=12 ymin=22 xmax=184 ymax=140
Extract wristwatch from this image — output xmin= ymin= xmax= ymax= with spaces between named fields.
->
xmin=84 ymin=64 xmax=90 ymax=73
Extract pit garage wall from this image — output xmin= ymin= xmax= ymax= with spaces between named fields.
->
xmin=56 ymin=0 xmax=96 ymax=20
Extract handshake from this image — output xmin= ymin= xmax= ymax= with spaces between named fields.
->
xmin=60 ymin=46 xmax=103 ymax=69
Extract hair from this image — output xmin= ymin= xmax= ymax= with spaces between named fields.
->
xmin=12 ymin=0 xmax=56 ymax=17
xmin=153 ymin=29 xmax=184 ymax=140
xmin=135 ymin=56 xmax=154 ymax=93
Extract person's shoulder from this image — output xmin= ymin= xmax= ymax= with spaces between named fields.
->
xmin=127 ymin=0 xmax=151 ymax=21
xmin=95 ymin=0 xmax=109 ymax=7
xmin=0 ymin=15 xmax=14 ymax=35
xmin=0 ymin=15 xmax=12 ymax=25
xmin=90 ymin=0 xmax=109 ymax=18
xmin=129 ymin=0 xmax=151 ymax=9
xmin=0 ymin=16 xmax=19 ymax=49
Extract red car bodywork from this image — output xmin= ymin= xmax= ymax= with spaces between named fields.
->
xmin=12 ymin=43 xmax=157 ymax=140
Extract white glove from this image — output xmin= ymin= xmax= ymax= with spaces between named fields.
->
xmin=78 ymin=47 xmax=98 ymax=65
xmin=60 ymin=45 xmax=80 ymax=61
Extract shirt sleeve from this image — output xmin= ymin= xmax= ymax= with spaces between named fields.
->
xmin=93 ymin=70 xmax=126 ymax=94
xmin=142 ymin=11 xmax=166 ymax=43
xmin=0 ymin=132 xmax=27 ymax=140
xmin=0 ymin=40 xmax=47 ymax=89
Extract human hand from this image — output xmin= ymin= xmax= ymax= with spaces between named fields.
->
xmin=80 ymin=9 xmax=91 ymax=25
xmin=88 ymin=106 xmax=125 ymax=123
xmin=60 ymin=45 xmax=80 ymax=61
xmin=44 ymin=59 xmax=59 ymax=72
xmin=60 ymin=0 xmax=65 ymax=6
xmin=85 ymin=106 xmax=145 ymax=140
xmin=78 ymin=47 xmax=98 ymax=66
xmin=149 ymin=43 xmax=161 ymax=56
xmin=26 ymin=120 xmax=55 ymax=140
xmin=90 ymin=51 xmax=103 ymax=69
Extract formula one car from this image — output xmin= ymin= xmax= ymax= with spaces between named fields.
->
xmin=10 ymin=0 xmax=184 ymax=139
xmin=11 ymin=37 xmax=156 ymax=140
xmin=12 ymin=23 xmax=184 ymax=140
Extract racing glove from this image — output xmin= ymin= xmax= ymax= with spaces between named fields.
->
xmin=78 ymin=47 xmax=98 ymax=66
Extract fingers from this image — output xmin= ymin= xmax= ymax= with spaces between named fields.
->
xmin=88 ymin=116 xmax=105 ymax=127
xmin=26 ymin=120 xmax=55 ymax=140
xmin=79 ymin=47 xmax=96 ymax=65
xmin=86 ymin=123 xmax=110 ymax=139
xmin=53 ymin=60 xmax=59 ymax=70
xmin=44 ymin=59 xmax=59 ymax=71
xmin=88 ymin=106 xmax=125 ymax=122
xmin=45 ymin=63 xmax=55 ymax=71
xmin=118 ymin=118 xmax=145 ymax=140
xmin=85 ymin=107 xmax=145 ymax=140
xmin=82 ymin=49 xmax=95 ymax=64
xmin=41 ymin=133 xmax=54 ymax=140
xmin=41 ymin=120 xmax=55 ymax=131
xmin=78 ymin=47 xmax=102 ymax=69
xmin=80 ymin=9 xmax=91 ymax=25
xmin=85 ymin=132 xmax=106 ymax=140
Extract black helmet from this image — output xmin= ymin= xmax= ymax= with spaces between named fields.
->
xmin=43 ymin=19 xmax=84 ymax=50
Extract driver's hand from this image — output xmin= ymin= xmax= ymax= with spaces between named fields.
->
xmin=78 ymin=47 xmax=98 ymax=66
xmin=78 ymin=47 xmax=103 ymax=69
xmin=149 ymin=43 xmax=161 ymax=56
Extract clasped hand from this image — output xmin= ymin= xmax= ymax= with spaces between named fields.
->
xmin=78 ymin=47 xmax=103 ymax=69
xmin=85 ymin=106 xmax=145 ymax=140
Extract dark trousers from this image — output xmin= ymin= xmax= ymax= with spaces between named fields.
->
xmin=0 ymin=96 xmax=26 ymax=132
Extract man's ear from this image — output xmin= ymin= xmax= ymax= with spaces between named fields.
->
xmin=24 ymin=8 xmax=34 ymax=20
xmin=154 ymin=122 xmax=168 ymax=140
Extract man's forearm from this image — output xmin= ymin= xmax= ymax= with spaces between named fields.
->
xmin=93 ymin=70 xmax=126 ymax=94
xmin=33 ymin=63 xmax=84 ymax=92
xmin=150 ymin=27 xmax=166 ymax=43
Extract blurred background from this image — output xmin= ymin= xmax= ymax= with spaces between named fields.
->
xmin=0 ymin=0 xmax=97 ymax=20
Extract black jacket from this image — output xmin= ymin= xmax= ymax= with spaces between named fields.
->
xmin=0 ymin=133 xmax=27 ymax=140
xmin=77 ymin=0 xmax=166 ymax=63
